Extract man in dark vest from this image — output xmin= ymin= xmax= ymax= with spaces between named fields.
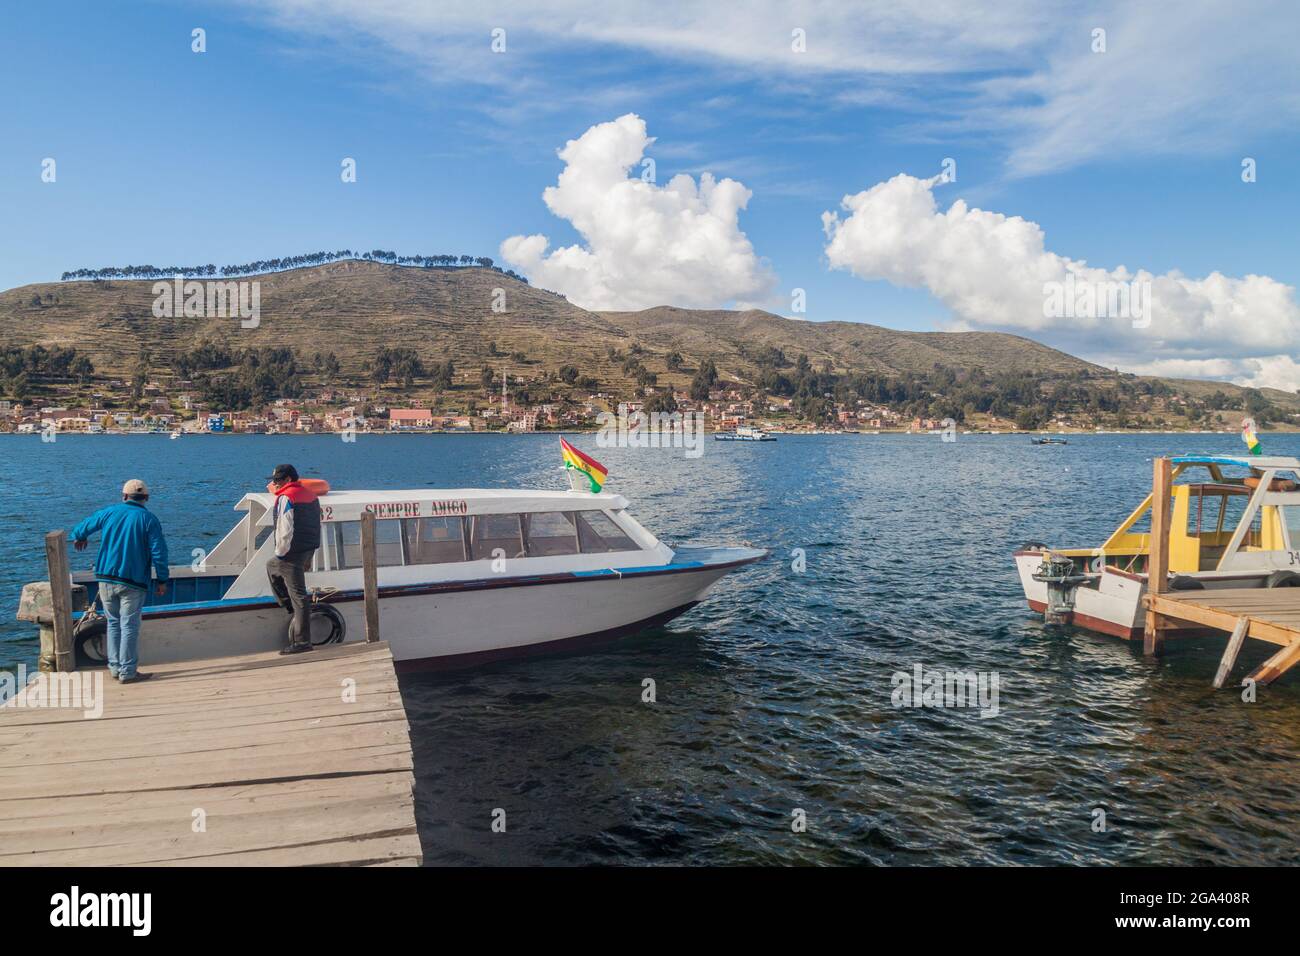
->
xmin=266 ymin=464 xmax=322 ymax=654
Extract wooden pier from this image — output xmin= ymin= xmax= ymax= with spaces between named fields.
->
xmin=0 ymin=642 xmax=422 ymax=867
xmin=1143 ymin=456 xmax=1300 ymax=687
xmin=2 ymin=513 xmax=420 ymax=866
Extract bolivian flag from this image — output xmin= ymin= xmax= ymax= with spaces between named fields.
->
xmin=561 ymin=437 xmax=608 ymax=493
xmin=1242 ymin=417 xmax=1262 ymax=455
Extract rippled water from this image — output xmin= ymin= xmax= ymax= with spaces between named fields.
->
xmin=3 ymin=432 xmax=1299 ymax=865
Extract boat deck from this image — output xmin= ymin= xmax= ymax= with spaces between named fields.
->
xmin=1148 ymin=588 xmax=1300 ymax=684
xmin=0 ymin=641 xmax=422 ymax=866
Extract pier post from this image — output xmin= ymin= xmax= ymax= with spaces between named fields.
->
xmin=44 ymin=530 xmax=76 ymax=673
xmin=1143 ymin=457 xmax=1172 ymax=656
xmin=360 ymin=511 xmax=380 ymax=643
xmin=1213 ymin=616 xmax=1250 ymax=688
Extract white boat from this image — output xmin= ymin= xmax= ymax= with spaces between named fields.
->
xmin=61 ymin=486 xmax=766 ymax=671
xmin=169 ymin=429 xmax=181 ymax=439
xmin=1015 ymin=455 xmax=1300 ymax=639
xmin=715 ymin=426 xmax=775 ymax=442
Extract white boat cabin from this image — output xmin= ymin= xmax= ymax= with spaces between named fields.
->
xmin=194 ymin=489 xmax=674 ymax=600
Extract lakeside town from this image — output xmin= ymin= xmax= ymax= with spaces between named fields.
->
xmin=1 ymin=382 xmax=1002 ymax=436
xmin=0 ymin=380 xmax=1279 ymax=437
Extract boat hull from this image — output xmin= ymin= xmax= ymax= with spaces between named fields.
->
xmin=95 ymin=549 xmax=763 ymax=670
xmin=1014 ymin=551 xmax=1275 ymax=640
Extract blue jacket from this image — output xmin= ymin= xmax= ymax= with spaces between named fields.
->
xmin=71 ymin=501 xmax=170 ymax=591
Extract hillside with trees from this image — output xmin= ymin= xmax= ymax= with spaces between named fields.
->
xmin=1 ymin=258 xmax=1295 ymax=430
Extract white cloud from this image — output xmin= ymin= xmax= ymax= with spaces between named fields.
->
xmin=822 ymin=173 xmax=1300 ymax=390
xmin=249 ymin=1 xmax=1300 ymax=176
xmin=1125 ymin=356 xmax=1300 ymax=393
xmin=500 ymin=113 xmax=774 ymax=311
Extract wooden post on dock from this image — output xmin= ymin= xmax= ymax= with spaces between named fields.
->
xmin=1213 ymin=616 xmax=1250 ymax=688
xmin=1143 ymin=457 xmax=1172 ymax=656
xmin=360 ymin=511 xmax=380 ymax=643
xmin=44 ymin=530 xmax=75 ymax=673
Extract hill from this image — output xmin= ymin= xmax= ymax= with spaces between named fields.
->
xmin=1 ymin=260 xmax=1295 ymax=428
xmin=602 ymin=306 xmax=1104 ymax=379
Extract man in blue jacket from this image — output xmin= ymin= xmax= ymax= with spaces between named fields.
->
xmin=71 ymin=479 xmax=170 ymax=684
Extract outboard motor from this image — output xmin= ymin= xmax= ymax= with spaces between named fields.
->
xmin=1031 ymin=552 xmax=1092 ymax=625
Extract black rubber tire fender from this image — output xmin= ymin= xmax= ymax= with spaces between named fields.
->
xmin=72 ymin=615 xmax=109 ymax=668
xmin=307 ymin=603 xmax=347 ymax=645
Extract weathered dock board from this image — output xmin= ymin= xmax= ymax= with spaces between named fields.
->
xmin=0 ymin=641 xmax=421 ymax=866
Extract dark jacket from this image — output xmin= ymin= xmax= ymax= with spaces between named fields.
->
xmin=273 ymin=480 xmax=322 ymax=557
xmin=70 ymin=501 xmax=170 ymax=591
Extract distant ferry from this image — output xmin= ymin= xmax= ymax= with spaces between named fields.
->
xmin=715 ymin=426 xmax=776 ymax=442
xmin=47 ymin=483 xmax=766 ymax=671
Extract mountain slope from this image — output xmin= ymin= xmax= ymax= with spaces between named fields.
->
xmin=601 ymin=306 xmax=1104 ymax=378
xmin=1 ymin=260 xmax=1293 ymax=414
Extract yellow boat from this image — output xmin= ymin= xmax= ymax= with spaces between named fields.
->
xmin=1014 ymin=455 xmax=1300 ymax=639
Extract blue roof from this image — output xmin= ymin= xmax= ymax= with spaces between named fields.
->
xmin=1171 ymin=455 xmax=1300 ymax=469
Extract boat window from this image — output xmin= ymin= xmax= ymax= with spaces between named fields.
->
xmin=1219 ymin=492 xmax=1262 ymax=546
xmin=1190 ymin=492 xmax=1226 ymax=537
xmin=469 ymin=513 xmax=525 ymax=561
xmin=404 ymin=516 xmax=467 ymax=564
xmin=576 ymin=511 xmax=639 ymax=553
xmin=335 ymin=519 xmax=405 ymax=569
xmin=524 ymin=512 xmax=579 ymax=557
xmin=1283 ymin=506 xmax=1300 ymax=547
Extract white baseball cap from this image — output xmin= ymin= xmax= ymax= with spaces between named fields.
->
xmin=122 ymin=479 xmax=149 ymax=497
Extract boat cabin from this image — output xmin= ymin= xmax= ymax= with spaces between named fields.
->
xmin=1044 ymin=455 xmax=1300 ymax=577
xmin=72 ymin=488 xmax=674 ymax=608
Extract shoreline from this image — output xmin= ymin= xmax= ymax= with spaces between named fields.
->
xmin=0 ymin=428 xmax=1288 ymax=438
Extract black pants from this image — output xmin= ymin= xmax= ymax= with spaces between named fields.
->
xmin=267 ymin=551 xmax=314 ymax=646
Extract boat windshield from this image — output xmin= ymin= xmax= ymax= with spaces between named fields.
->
xmin=311 ymin=509 xmax=644 ymax=571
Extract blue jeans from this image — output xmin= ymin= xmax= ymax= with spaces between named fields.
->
xmin=99 ymin=581 xmax=146 ymax=678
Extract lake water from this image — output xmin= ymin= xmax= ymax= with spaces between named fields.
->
xmin=3 ymin=432 xmax=1299 ymax=865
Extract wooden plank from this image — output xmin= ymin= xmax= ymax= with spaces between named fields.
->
xmin=0 ymin=641 xmax=419 ymax=866
xmin=0 ymin=716 xmax=410 ymax=769
xmin=1213 ymin=617 xmax=1250 ymax=689
xmin=0 ymin=773 xmax=414 ymax=832
xmin=0 ymin=698 xmax=405 ymax=746
xmin=8 ymin=830 xmax=424 ymax=868
xmin=160 ymin=833 xmax=423 ymax=867
xmin=361 ymin=512 xmax=380 ymax=642
xmin=44 ymin=531 xmax=75 ymax=673
xmin=0 ymin=793 xmax=420 ymax=864
xmin=1147 ymin=458 xmax=1172 ymax=595
xmin=1245 ymin=640 xmax=1300 ymax=686
xmin=0 ymin=712 xmax=405 ymax=764
xmin=0 ymin=685 xmax=406 ymax=728
xmin=1177 ymin=591 xmax=1300 ymax=610
xmin=0 ymin=745 xmax=414 ymax=801
xmin=1144 ymin=457 xmax=1172 ymax=655
xmin=1147 ymin=594 xmax=1297 ymax=647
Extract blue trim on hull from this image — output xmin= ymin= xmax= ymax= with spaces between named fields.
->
xmin=93 ymin=547 xmax=767 ymax=622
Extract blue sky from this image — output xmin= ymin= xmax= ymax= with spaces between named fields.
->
xmin=3 ymin=1 xmax=1298 ymax=387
